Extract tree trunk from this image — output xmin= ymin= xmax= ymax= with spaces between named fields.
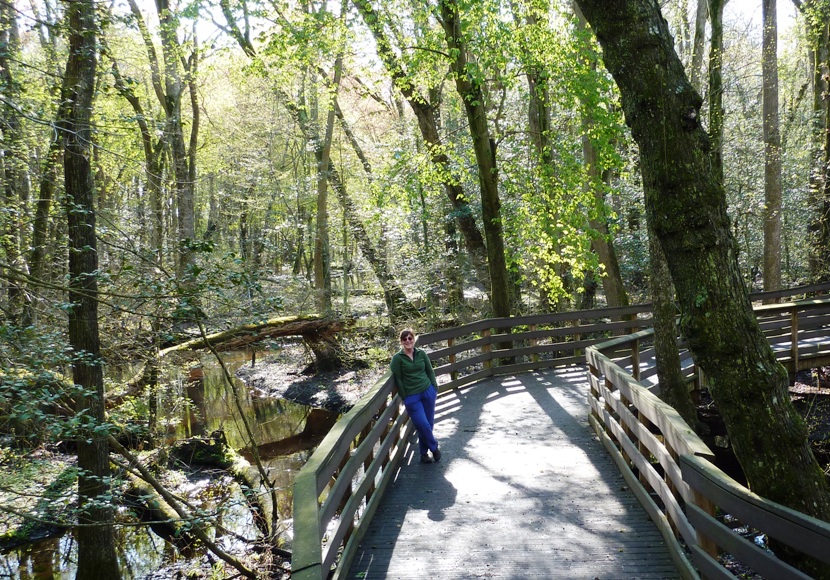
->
xmin=312 ymin=59 xmax=338 ymax=316
xmin=518 ymin=1 xmax=569 ymax=310
xmin=797 ymin=0 xmax=830 ymax=281
xmin=575 ymin=9 xmax=631 ymax=310
xmin=709 ymin=0 xmax=727 ymax=185
xmin=573 ymin=2 xmax=830 ymax=568
xmin=352 ymin=0 xmax=492 ymax=291
xmin=762 ymin=0 xmax=783 ymax=293
xmin=690 ymin=0 xmax=708 ymax=91
xmin=648 ymin=219 xmax=700 ymax=429
xmin=0 ymin=1 xmax=26 ymax=319
xmin=156 ymin=0 xmax=196 ymax=280
xmin=128 ymin=0 xmax=197 ymax=283
xmin=439 ymin=0 xmax=512 ymax=318
xmin=108 ymin=51 xmax=166 ymax=264
xmin=332 ymin=99 xmax=420 ymax=322
xmin=59 ymin=1 xmax=121 ymax=577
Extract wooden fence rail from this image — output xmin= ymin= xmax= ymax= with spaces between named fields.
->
xmin=680 ymin=455 xmax=830 ymax=580
xmin=587 ymin=293 xmax=830 ymax=579
xmin=291 ymin=282 xmax=830 ymax=580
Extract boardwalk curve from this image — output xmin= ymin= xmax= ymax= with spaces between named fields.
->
xmin=346 ymin=366 xmax=680 ymax=579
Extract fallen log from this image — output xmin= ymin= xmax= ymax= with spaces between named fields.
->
xmin=159 ymin=315 xmax=353 ymax=372
xmin=169 ymin=430 xmax=273 ymax=536
xmin=109 ymin=436 xmax=256 ymax=578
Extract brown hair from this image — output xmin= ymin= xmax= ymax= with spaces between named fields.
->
xmin=399 ymin=328 xmax=415 ymax=341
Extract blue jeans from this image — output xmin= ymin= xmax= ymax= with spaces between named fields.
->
xmin=404 ymin=385 xmax=438 ymax=456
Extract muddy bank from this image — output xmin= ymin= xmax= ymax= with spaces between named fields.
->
xmin=235 ymin=356 xmax=385 ymax=413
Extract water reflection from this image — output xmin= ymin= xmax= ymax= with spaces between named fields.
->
xmin=1 ymin=349 xmax=333 ymax=578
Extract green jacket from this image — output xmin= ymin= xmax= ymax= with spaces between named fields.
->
xmin=390 ymin=348 xmax=438 ymax=399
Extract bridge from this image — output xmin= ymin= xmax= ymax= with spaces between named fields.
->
xmin=291 ymin=284 xmax=830 ymax=580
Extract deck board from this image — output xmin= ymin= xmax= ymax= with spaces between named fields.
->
xmin=345 ymin=366 xmax=681 ymax=579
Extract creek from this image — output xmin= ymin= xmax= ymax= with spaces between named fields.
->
xmin=0 ymin=350 xmax=337 ymax=579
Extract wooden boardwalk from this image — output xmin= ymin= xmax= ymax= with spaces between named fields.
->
xmin=345 ymin=366 xmax=680 ymax=580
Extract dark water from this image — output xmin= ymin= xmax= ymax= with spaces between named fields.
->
xmin=0 ymin=351 xmax=335 ymax=579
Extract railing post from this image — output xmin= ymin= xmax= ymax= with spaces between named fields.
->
xmin=692 ymin=487 xmax=718 ymax=558
xmin=448 ymin=337 xmax=458 ymax=381
xmin=791 ymin=307 xmax=799 ymax=372
xmin=361 ymin=424 xmax=375 ymax=500
xmin=635 ymin=408 xmax=650 ymax=486
xmin=632 ymin=338 xmax=640 ymax=381
xmin=482 ymin=328 xmax=492 ymax=370
xmin=603 ymin=377 xmax=615 ymax=439
xmin=530 ymin=324 xmax=539 ymax=363
xmin=292 ymin=469 xmax=324 ymax=580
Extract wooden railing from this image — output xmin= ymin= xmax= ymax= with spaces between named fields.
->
xmin=587 ymin=292 xmax=830 ymax=579
xmin=291 ymin=282 xmax=830 ymax=580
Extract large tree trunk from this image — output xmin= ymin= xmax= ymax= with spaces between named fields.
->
xmin=59 ymin=1 xmax=121 ymax=577
xmin=573 ymin=0 xmax=830 ymax=566
xmin=312 ymin=65 xmax=337 ymax=316
xmin=108 ymin=52 xmax=166 ymax=264
xmin=517 ymin=1 xmax=570 ymax=309
xmin=574 ymin=10 xmax=630 ymax=310
xmin=156 ymin=0 xmax=196 ymax=280
xmin=128 ymin=0 xmax=197 ymax=282
xmin=762 ymin=0 xmax=783 ymax=293
xmin=439 ymin=0 xmax=512 ymax=318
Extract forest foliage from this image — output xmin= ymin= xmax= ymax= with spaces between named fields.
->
xmin=2 ymin=0 xmax=830 ymax=576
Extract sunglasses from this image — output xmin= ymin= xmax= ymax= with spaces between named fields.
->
xmin=401 ymin=336 xmax=414 ymax=342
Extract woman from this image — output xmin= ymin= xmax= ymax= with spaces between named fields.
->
xmin=390 ymin=328 xmax=442 ymax=464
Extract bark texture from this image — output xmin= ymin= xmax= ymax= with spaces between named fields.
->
xmin=762 ymin=0 xmax=782 ymax=292
xmin=708 ymin=0 xmax=726 ymax=185
xmin=648 ymin=220 xmax=699 ymax=429
xmin=574 ymin=0 xmax=830 ymax=549
xmin=59 ymin=1 xmax=121 ymax=576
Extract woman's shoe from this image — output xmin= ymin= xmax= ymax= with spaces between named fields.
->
xmin=432 ymin=448 xmax=442 ymax=462
xmin=420 ymin=454 xmax=433 ymax=464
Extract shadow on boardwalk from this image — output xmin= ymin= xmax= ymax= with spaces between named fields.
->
xmin=346 ymin=366 xmax=680 ymax=580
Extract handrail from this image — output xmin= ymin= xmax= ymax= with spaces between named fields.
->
xmin=587 ymin=294 xmax=830 ymax=579
xmin=680 ymin=455 xmax=830 ymax=579
xmin=291 ymin=282 xmax=830 ymax=579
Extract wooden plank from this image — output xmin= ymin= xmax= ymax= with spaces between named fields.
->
xmin=433 ymin=352 xmax=491 ymax=376
xmin=589 ymin=352 xmax=713 ymax=460
xmin=749 ymin=282 xmax=830 ymax=302
xmin=438 ymin=368 xmax=492 ymax=392
xmin=425 ymin=335 xmax=490 ymax=358
xmin=689 ymin=545 xmax=737 ymax=580
xmin=680 ymin=455 xmax=830 ymax=564
xmin=319 ymin=396 xmax=402 ymax=530
xmin=490 ymin=355 xmax=584 ymax=376
xmin=686 ymin=503 xmax=813 ymax=580
xmin=323 ymin=411 xmax=411 ymax=571
xmin=589 ymin=414 xmax=699 ymax=580
xmin=332 ymin=419 xmax=413 ymax=580
xmin=593 ymin=378 xmax=692 ymax=503
xmin=348 ymin=369 xmax=683 ymax=580
xmin=589 ymin=395 xmax=696 ymax=547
